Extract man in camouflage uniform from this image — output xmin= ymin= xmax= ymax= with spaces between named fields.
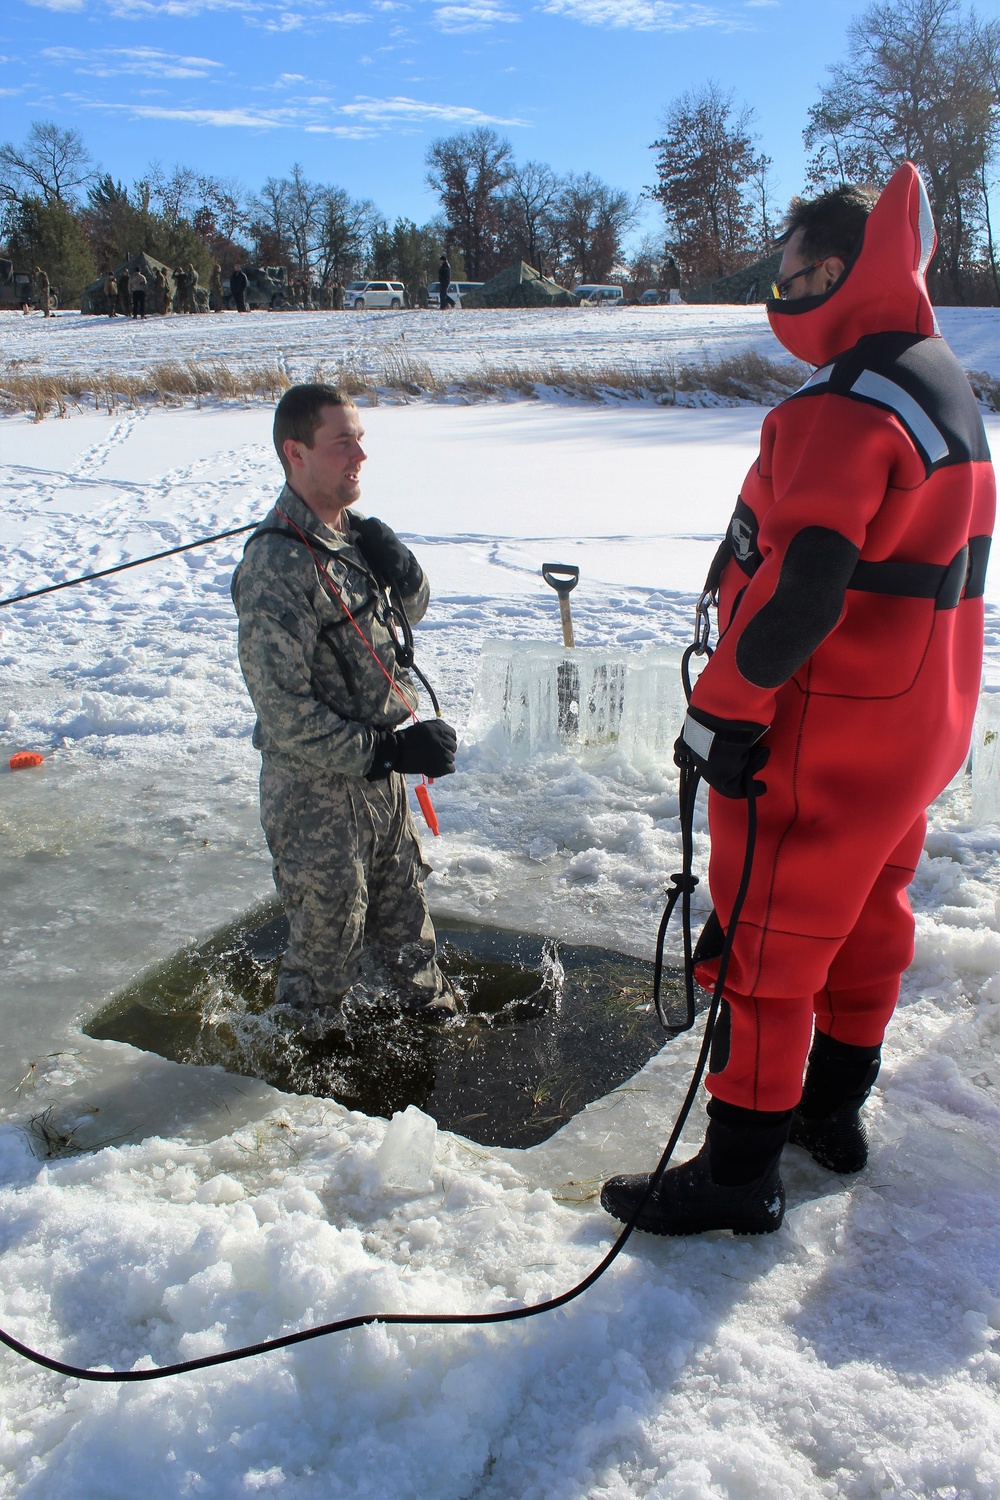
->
xmin=209 ymin=262 xmax=224 ymax=312
xmin=231 ymin=383 xmax=459 ymax=1024
xmin=153 ymin=266 xmax=170 ymax=313
xmin=34 ymin=266 xmax=51 ymax=316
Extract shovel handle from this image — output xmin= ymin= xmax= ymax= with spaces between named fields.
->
xmin=542 ymin=563 xmax=579 ymax=595
xmin=542 ymin=562 xmax=578 ymax=648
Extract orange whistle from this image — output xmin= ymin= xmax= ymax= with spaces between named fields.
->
xmin=9 ymin=752 xmax=44 ymax=771
xmin=415 ymin=781 xmax=439 ymax=836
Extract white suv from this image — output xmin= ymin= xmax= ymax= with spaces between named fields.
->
xmin=344 ymin=280 xmax=407 ymax=309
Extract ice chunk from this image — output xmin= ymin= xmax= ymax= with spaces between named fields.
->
xmin=784 ymin=1192 xmax=848 ymax=1255
xmin=467 ymin=639 xmax=686 ymax=767
xmin=373 ymin=1105 xmax=437 ymax=1193
xmin=971 ymin=690 xmax=1000 ymax=824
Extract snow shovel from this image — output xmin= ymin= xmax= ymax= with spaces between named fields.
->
xmin=542 ymin=563 xmax=581 ymax=738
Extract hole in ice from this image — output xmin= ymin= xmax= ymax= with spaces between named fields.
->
xmin=84 ymin=904 xmax=683 ymax=1148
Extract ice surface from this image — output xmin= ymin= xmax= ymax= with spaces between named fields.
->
xmin=1 ymin=330 xmax=999 ymax=1499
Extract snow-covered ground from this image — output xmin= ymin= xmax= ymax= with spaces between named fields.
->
xmin=1 ymin=310 xmax=999 ymax=1498
xmin=5 ymin=303 xmax=1000 ymax=385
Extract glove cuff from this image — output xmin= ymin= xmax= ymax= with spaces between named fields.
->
xmin=365 ymin=729 xmax=398 ymax=782
xmin=682 ymin=707 xmax=768 ymax=758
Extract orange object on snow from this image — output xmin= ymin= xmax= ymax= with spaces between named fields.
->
xmin=9 ymin=752 xmax=44 ymax=770
xmin=415 ymin=780 xmax=439 ymax=837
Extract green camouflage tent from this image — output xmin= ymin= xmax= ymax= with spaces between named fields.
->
xmin=81 ymin=251 xmax=203 ymax=314
xmin=686 ymin=251 xmax=783 ymax=305
xmin=462 ymin=262 xmax=579 ymax=308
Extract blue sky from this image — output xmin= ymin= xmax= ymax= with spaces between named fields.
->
xmin=4 ymin=0 xmax=999 ymax=248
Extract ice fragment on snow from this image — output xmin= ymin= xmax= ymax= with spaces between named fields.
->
xmin=785 ymin=1194 xmax=848 ymax=1255
xmin=373 ymin=1105 xmax=437 ymax=1193
xmin=195 ymin=1172 xmax=245 ymax=1204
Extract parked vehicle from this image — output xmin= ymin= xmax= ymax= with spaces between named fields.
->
xmin=223 ymin=265 xmax=291 ymax=310
xmin=575 ymin=284 xmax=625 ymax=306
xmin=638 ymin=288 xmax=681 ymax=305
xmin=343 ymin=280 xmax=407 ymax=310
xmin=427 ymin=280 xmax=483 ymax=308
xmin=0 ymin=258 xmax=58 ymax=312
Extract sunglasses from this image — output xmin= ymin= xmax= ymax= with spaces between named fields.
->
xmin=770 ymin=262 xmax=826 ymax=300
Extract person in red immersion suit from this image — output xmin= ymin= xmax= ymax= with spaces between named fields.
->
xmin=602 ymin=163 xmax=996 ymax=1236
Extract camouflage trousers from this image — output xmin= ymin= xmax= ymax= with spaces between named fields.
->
xmin=259 ymin=763 xmax=444 ymax=1013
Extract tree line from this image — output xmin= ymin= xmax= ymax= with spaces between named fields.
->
xmin=2 ymin=0 xmax=997 ymax=307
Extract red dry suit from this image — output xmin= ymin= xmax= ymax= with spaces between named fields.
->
xmin=689 ymin=162 xmax=996 ymax=1112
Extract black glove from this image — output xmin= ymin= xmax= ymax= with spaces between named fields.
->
xmin=366 ymin=719 xmax=457 ymax=781
xmin=675 ymin=706 xmax=769 ymax=799
xmin=352 ymin=516 xmax=423 ymax=596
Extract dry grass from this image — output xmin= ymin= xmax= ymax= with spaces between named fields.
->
xmin=23 ymin=345 xmax=1000 ymax=419
xmin=0 ymin=359 xmax=290 ymax=420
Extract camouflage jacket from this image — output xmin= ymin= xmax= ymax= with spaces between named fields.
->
xmin=231 ymin=483 xmax=430 ymax=777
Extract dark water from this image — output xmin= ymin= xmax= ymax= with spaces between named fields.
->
xmin=85 ymin=904 xmax=683 ymax=1148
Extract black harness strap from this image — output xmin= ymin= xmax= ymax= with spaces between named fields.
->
xmin=720 ymin=522 xmax=990 ymax=611
xmin=848 ymin=535 xmax=991 ymax=608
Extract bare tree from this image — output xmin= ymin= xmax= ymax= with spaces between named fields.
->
xmin=250 ymin=176 xmax=294 ymax=266
xmin=805 ymin=0 xmax=1000 ymax=301
xmin=0 ymin=121 xmax=93 ymax=209
xmin=148 ymin=162 xmax=202 ymax=228
xmin=551 ymin=173 xmax=638 ymax=285
xmin=499 ymin=160 xmax=561 ymax=274
xmin=313 ymin=187 xmax=377 ymax=288
xmin=649 ymin=83 xmax=765 ymax=287
xmin=425 ymin=127 xmax=514 ymax=278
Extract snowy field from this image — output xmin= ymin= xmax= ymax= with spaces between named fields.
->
xmin=5 ymin=302 xmax=1000 ymax=386
xmin=0 ymin=308 xmax=999 ymax=1497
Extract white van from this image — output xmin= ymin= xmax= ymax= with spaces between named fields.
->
xmin=575 ymin=284 xmax=625 ymax=306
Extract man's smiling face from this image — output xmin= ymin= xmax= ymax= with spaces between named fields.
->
xmin=283 ymin=403 xmax=367 ymax=527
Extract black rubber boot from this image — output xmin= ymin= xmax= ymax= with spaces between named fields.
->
xmin=788 ymin=1031 xmax=881 ymax=1174
xmin=600 ymin=1101 xmax=792 ymax=1236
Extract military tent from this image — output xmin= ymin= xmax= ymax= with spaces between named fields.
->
xmin=686 ymin=251 xmax=783 ymax=305
xmin=81 ymin=252 xmax=201 ymax=314
xmin=462 ymin=262 xmax=579 ymax=308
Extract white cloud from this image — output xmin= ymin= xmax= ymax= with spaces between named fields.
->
xmin=106 ymin=0 xmax=244 ymax=16
xmin=82 ymin=87 xmax=528 ymax=134
xmin=42 ymin=45 xmax=223 ymax=78
xmin=25 ymin=0 xmax=85 ymax=12
xmin=92 ymin=101 xmax=298 ymax=126
xmin=339 ymin=93 xmax=527 ymax=124
xmin=434 ymin=1 xmax=517 ymax=29
xmin=542 ymin=0 xmax=746 ymax=29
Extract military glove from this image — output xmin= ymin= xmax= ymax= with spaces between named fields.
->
xmin=366 ymin=719 xmax=457 ymax=781
xmin=353 ymin=516 xmax=423 ymax=596
xmin=676 ymin=706 xmax=769 ymax=799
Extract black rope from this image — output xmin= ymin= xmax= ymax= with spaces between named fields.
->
xmin=652 ymin=637 xmax=713 ymax=1034
xmin=0 ymin=566 xmax=759 ymax=1384
xmin=0 ymin=524 xmax=259 ymax=609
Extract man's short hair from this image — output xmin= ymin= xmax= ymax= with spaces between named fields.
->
xmin=778 ymin=184 xmax=878 ymax=265
xmin=273 ymin=383 xmax=355 ymax=476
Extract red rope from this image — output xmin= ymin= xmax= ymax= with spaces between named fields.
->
xmin=273 ymin=509 xmax=439 ymax=833
xmin=275 ymin=508 xmax=417 ymax=724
